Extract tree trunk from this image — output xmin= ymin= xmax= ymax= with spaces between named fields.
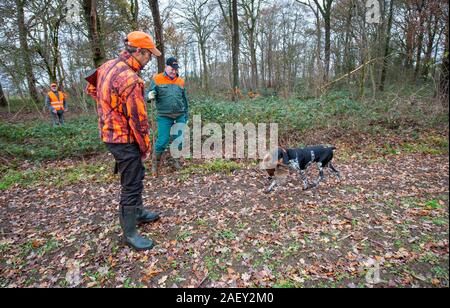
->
xmin=0 ymin=82 xmax=7 ymax=107
xmin=82 ymin=0 xmax=106 ymax=68
xmin=343 ymin=1 xmax=353 ymax=83
xmin=148 ymin=0 xmax=165 ymax=73
xmin=249 ymin=30 xmax=258 ymax=90
xmin=405 ymin=3 xmax=415 ymax=70
xmin=259 ymin=37 xmax=265 ymax=88
xmin=379 ymin=0 xmax=394 ymax=91
xmin=414 ymin=0 xmax=426 ymax=81
xmin=232 ymin=0 xmax=240 ymax=101
xmin=267 ymin=30 xmax=273 ymax=88
xmin=439 ymin=15 xmax=449 ymax=102
xmin=324 ymin=14 xmax=331 ymax=81
xmin=16 ymin=0 xmax=40 ymax=104
xmin=200 ymin=40 xmax=209 ymax=91
xmin=422 ymin=11 xmax=439 ymax=78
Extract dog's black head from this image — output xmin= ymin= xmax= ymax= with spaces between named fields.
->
xmin=277 ymin=147 xmax=290 ymax=165
xmin=262 ymin=147 xmax=288 ymax=179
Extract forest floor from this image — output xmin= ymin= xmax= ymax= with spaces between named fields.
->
xmin=1 ymin=111 xmax=448 ymax=288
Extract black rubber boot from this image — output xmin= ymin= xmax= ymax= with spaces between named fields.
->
xmin=136 ymin=206 xmax=160 ymax=224
xmin=119 ymin=206 xmax=154 ymax=251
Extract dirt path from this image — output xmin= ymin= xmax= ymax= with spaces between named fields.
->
xmin=1 ymin=153 xmax=448 ymax=288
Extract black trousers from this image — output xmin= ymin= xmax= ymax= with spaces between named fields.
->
xmin=105 ymin=143 xmax=145 ymax=208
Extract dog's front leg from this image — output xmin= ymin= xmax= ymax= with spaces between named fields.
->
xmin=265 ymin=178 xmax=277 ymax=194
xmin=328 ymin=162 xmax=341 ymax=181
xmin=313 ymin=162 xmax=324 ymax=187
xmin=299 ymin=169 xmax=309 ymax=190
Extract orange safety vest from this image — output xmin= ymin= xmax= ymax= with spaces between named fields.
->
xmin=48 ymin=91 xmax=65 ymax=111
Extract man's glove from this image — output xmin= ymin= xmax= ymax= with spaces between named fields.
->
xmin=147 ymin=90 xmax=156 ymax=101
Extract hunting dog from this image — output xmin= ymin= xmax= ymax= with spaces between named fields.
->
xmin=261 ymin=146 xmax=341 ymax=193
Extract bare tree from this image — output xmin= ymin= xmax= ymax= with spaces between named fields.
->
xmin=297 ymin=0 xmax=334 ymax=81
xmin=149 ymin=0 xmax=165 ymax=73
xmin=217 ymin=0 xmax=240 ymax=99
xmin=414 ymin=0 xmax=427 ymax=81
xmin=82 ymin=0 xmax=105 ymax=68
xmin=16 ymin=0 xmax=40 ymax=104
xmin=232 ymin=0 xmax=240 ymax=99
xmin=179 ymin=0 xmax=217 ymax=92
xmin=26 ymin=1 xmax=66 ymax=86
xmin=422 ymin=0 xmax=442 ymax=77
xmin=379 ymin=0 xmax=395 ymax=91
xmin=438 ymin=2 xmax=449 ymax=101
xmin=240 ymin=0 xmax=262 ymax=90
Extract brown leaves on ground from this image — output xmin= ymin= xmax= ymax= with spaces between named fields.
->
xmin=0 ymin=134 xmax=448 ymax=288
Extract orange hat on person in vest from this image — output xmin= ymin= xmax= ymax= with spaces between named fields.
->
xmin=126 ymin=31 xmax=162 ymax=57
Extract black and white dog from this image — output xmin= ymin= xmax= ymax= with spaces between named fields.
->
xmin=261 ymin=146 xmax=341 ymax=193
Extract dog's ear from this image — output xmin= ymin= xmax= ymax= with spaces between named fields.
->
xmin=261 ymin=151 xmax=277 ymax=170
xmin=278 ymin=148 xmax=289 ymax=165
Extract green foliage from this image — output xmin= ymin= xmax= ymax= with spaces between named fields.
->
xmin=1 ymin=91 xmax=447 ymax=166
xmin=189 ymin=90 xmax=445 ymax=137
xmin=0 ymin=161 xmax=111 ymax=190
xmin=180 ymin=159 xmax=241 ymax=176
xmin=0 ymin=115 xmax=105 ymax=161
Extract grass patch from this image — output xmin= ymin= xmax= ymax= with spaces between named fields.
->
xmin=215 ymin=229 xmax=237 ymax=240
xmin=0 ymin=161 xmax=112 ymax=190
xmin=0 ymin=115 xmax=105 ymax=162
xmin=180 ymin=159 xmax=242 ymax=175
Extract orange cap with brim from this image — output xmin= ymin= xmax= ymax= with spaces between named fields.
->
xmin=126 ymin=31 xmax=162 ymax=57
xmin=51 ymin=83 xmax=57 ymax=87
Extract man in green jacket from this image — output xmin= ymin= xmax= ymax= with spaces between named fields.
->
xmin=148 ymin=57 xmax=189 ymax=176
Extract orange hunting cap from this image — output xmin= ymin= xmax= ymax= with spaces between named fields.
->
xmin=126 ymin=31 xmax=162 ymax=57
xmin=51 ymin=83 xmax=57 ymax=87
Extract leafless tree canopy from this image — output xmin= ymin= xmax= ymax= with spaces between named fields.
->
xmin=0 ymin=0 xmax=448 ymax=103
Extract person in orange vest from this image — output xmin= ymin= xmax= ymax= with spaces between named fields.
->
xmin=85 ymin=31 xmax=161 ymax=251
xmin=45 ymin=83 xmax=67 ymax=127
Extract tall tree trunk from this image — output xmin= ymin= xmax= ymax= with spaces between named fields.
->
xmin=439 ymin=14 xmax=449 ymax=102
xmin=82 ymin=0 xmax=106 ymax=68
xmin=249 ymin=30 xmax=258 ymax=90
xmin=148 ymin=0 xmax=165 ymax=73
xmin=379 ymin=0 xmax=394 ymax=91
xmin=259 ymin=36 xmax=265 ymax=88
xmin=232 ymin=0 xmax=240 ymax=100
xmin=405 ymin=3 xmax=415 ymax=70
xmin=0 ymin=82 xmax=7 ymax=107
xmin=16 ymin=0 xmax=40 ymax=104
xmin=323 ymin=14 xmax=331 ymax=81
xmin=422 ymin=11 xmax=439 ymax=77
xmin=200 ymin=40 xmax=209 ymax=91
xmin=315 ymin=0 xmax=333 ymax=82
xmin=414 ymin=0 xmax=426 ymax=81
xmin=343 ymin=1 xmax=353 ymax=82
xmin=267 ymin=30 xmax=273 ymax=88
